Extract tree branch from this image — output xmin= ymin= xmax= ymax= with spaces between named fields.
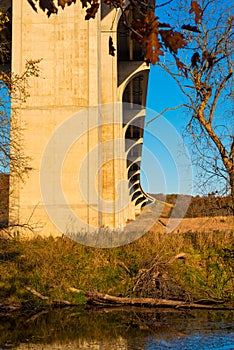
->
xmin=156 ymin=0 xmax=173 ymax=8
xmin=209 ymin=72 xmax=233 ymax=123
xmin=159 ymin=63 xmax=196 ymax=105
xmin=146 ymin=104 xmax=191 ymax=125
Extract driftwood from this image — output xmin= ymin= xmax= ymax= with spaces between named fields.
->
xmin=2 ymin=286 xmax=230 ymax=314
xmin=25 ymin=286 xmax=49 ymax=300
xmin=85 ymin=292 xmax=227 ymax=310
xmin=25 ymin=286 xmax=73 ymax=306
xmin=68 ymin=287 xmax=83 ymax=293
xmin=23 ymin=285 xmax=229 ymax=310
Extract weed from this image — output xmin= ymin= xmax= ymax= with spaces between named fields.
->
xmin=0 ymin=229 xmax=233 ymax=306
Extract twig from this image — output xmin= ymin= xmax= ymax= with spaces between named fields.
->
xmin=146 ymin=104 xmax=187 ymax=126
xmin=117 ymin=261 xmax=131 ymax=274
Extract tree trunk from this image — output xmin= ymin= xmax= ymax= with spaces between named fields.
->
xmin=229 ymin=168 xmax=234 ymax=214
xmin=85 ymin=292 xmax=227 ymax=310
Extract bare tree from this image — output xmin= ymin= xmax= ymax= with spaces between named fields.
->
xmin=0 ymin=2 xmax=41 ymax=229
xmin=148 ymin=0 xmax=233 ymax=210
xmin=1 ymin=60 xmax=41 ymax=175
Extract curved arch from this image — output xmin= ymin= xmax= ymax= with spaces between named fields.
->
xmin=125 ymin=138 xmax=143 ymax=155
xmin=127 ymin=157 xmax=141 ymax=173
xmin=129 ymin=179 xmax=140 ymax=191
xmin=138 ymin=181 xmax=155 ymax=203
xmin=128 ymin=159 xmax=140 ymax=170
xmin=101 ymin=4 xmax=124 ymax=30
xmin=131 ymin=189 xmax=142 ymax=201
xmin=130 ymin=186 xmax=142 ymax=198
xmin=129 ymin=183 xmax=140 ymax=195
xmin=116 ymin=13 xmax=152 ymax=215
xmin=128 ymin=170 xmax=140 ymax=185
xmin=140 ymin=199 xmax=149 ymax=208
xmin=119 ymin=69 xmax=149 ymax=105
xmin=123 ymin=110 xmax=145 ymax=135
xmin=133 ymin=194 xmax=145 ymax=206
xmin=129 ymin=170 xmax=140 ymax=182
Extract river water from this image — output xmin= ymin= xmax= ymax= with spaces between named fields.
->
xmin=0 ymin=307 xmax=233 ymax=350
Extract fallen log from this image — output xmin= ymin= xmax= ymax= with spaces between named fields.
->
xmin=25 ymin=286 xmax=49 ymax=300
xmin=85 ymin=292 xmax=227 ymax=310
xmin=25 ymin=286 xmax=73 ymax=306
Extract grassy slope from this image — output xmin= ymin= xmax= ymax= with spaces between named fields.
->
xmin=0 ymin=229 xmax=233 ymax=308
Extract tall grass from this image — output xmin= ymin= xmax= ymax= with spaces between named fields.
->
xmin=0 ymin=229 xmax=233 ymax=306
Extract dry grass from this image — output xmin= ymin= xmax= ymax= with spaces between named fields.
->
xmin=157 ymin=216 xmax=234 ymax=234
xmin=0 ymin=226 xmax=233 ymax=307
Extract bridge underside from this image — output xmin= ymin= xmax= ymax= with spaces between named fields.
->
xmin=8 ymin=1 xmax=155 ymax=238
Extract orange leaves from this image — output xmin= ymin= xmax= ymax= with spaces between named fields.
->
xmin=189 ymin=0 xmax=202 ymax=24
xmin=190 ymin=50 xmax=214 ymax=70
xmin=27 ymin=0 xmax=38 ymax=12
xmin=131 ymin=19 xmax=147 ymax=43
xmin=27 ymin=0 xmax=77 ymax=17
xmin=160 ymin=30 xmax=187 ymax=54
xmin=84 ymin=0 xmax=99 ymax=20
xmin=57 ymin=0 xmax=98 ymax=20
xmin=190 ymin=50 xmax=215 ymax=72
xmin=58 ymin=0 xmax=77 ymax=9
xmin=191 ymin=52 xmax=200 ymax=67
xmin=202 ymin=50 xmax=214 ymax=68
xmin=27 ymin=0 xmax=58 ymax=17
xmin=26 ymin=0 xmax=203 ymax=76
xmin=145 ymin=31 xmax=164 ymax=65
xmin=130 ymin=10 xmax=188 ymax=67
xmin=27 ymin=0 xmax=98 ymax=18
xmin=131 ymin=11 xmax=164 ymax=65
xmin=181 ymin=24 xmax=201 ymax=33
xmin=175 ymin=57 xmax=188 ymax=78
xmin=103 ymin=0 xmax=123 ymax=8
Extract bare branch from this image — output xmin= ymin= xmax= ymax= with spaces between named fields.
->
xmin=146 ymin=104 xmax=192 ymax=125
xmin=159 ymin=63 xmax=195 ymax=105
xmin=157 ymin=0 xmax=233 ymax=201
xmin=156 ymin=0 xmax=173 ymax=8
xmin=209 ymin=72 xmax=233 ymax=123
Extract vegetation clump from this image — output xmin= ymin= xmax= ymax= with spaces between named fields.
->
xmin=0 ymin=229 xmax=233 ymax=310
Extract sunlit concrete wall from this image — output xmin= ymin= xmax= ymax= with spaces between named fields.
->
xmin=9 ymin=1 xmax=152 ymax=237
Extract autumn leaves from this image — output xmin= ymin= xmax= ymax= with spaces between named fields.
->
xmin=27 ymin=0 xmax=203 ymax=69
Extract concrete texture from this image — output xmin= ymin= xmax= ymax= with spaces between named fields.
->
xmin=9 ymin=1 xmax=154 ymax=239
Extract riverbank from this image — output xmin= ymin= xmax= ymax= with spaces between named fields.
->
xmin=0 ymin=229 xmax=233 ymax=310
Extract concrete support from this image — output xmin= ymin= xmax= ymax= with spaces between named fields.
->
xmin=9 ymin=1 xmax=153 ymax=238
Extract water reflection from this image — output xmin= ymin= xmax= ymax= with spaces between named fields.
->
xmin=0 ymin=307 xmax=233 ymax=349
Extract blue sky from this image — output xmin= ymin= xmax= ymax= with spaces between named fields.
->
xmin=141 ymin=65 xmax=194 ymax=195
xmin=140 ymin=2 xmax=195 ymax=195
xmin=140 ymin=0 xmax=233 ymax=196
